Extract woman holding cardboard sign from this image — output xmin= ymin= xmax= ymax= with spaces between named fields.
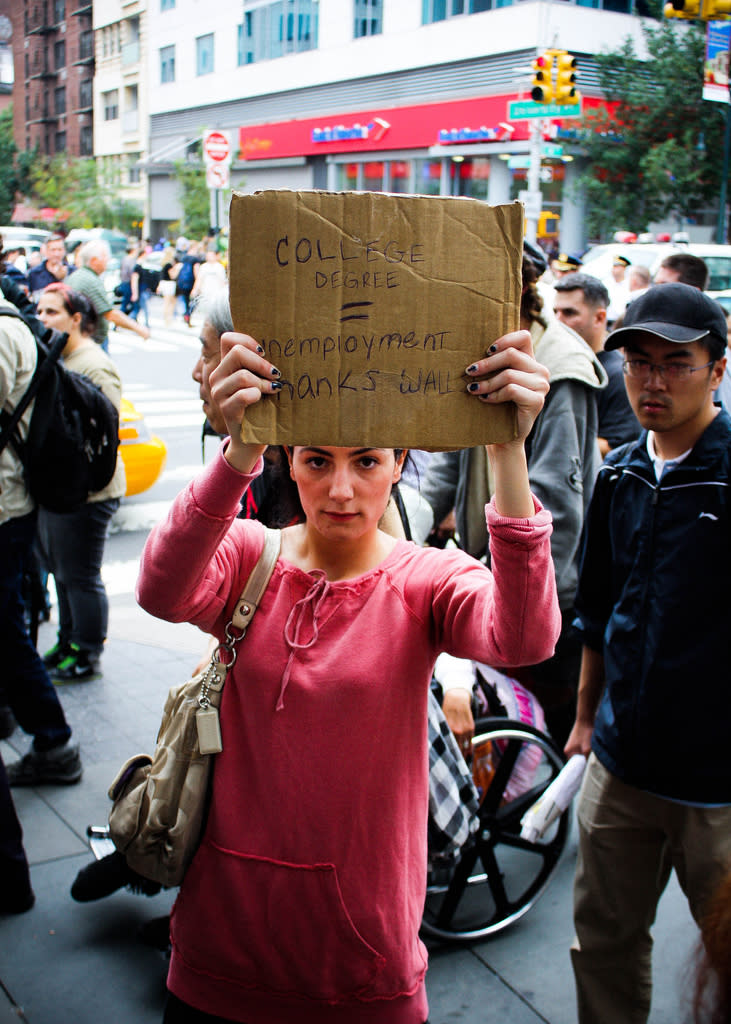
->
xmin=137 ymin=328 xmax=558 ymax=1024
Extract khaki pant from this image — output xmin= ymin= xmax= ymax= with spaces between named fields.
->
xmin=571 ymin=754 xmax=731 ymax=1024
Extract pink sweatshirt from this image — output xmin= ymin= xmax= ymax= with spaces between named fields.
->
xmin=137 ymin=448 xmax=560 ymax=1024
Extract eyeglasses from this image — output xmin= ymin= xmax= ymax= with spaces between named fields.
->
xmin=622 ymin=358 xmax=715 ymax=382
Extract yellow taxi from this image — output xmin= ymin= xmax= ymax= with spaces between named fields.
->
xmin=118 ymin=397 xmax=167 ymax=496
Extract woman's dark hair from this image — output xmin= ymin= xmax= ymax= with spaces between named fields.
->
xmin=521 ymin=254 xmax=546 ymax=329
xmin=42 ymin=283 xmax=99 ymax=337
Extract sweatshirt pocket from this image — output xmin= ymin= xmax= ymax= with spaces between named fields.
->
xmin=173 ymin=840 xmax=386 ymax=1002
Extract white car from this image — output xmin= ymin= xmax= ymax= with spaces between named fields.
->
xmin=581 ymin=241 xmax=731 ymax=293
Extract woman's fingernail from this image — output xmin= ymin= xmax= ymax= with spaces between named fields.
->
xmin=467 ymin=382 xmax=480 ymax=392
xmin=271 ymin=367 xmax=281 ymax=378
xmin=466 ymin=364 xmax=478 ymax=374
xmin=488 ymin=344 xmax=498 ymax=354
xmin=256 ymin=345 xmax=264 ymax=354
xmin=271 ymin=381 xmax=282 ymax=391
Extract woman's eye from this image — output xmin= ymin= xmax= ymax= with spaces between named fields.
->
xmin=305 ymin=457 xmax=326 ymax=469
xmin=358 ymin=457 xmax=378 ymax=469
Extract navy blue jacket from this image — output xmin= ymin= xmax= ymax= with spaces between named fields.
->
xmin=575 ymin=409 xmax=731 ymax=803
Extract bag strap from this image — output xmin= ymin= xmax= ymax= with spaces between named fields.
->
xmin=231 ymin=527 xmax=281 ymax=632
xmin=198 ymin=527 xmax=281 ymax=709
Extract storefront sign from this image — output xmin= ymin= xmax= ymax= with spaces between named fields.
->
xmin=703 ymin=21 xmax=731 ymax=104
xmin=438 ymin=123 xmax=514 ymax=144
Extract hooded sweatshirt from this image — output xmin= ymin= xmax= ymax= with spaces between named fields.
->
xmin=422 ymin=318 xmax=607 ymax=611
xmin=136 ymin=447 xmax=560 ymax=1024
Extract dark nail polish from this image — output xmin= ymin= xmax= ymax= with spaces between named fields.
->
xmin=466 ymin=364 xmax=478 ymax=374
xmin=468 ymin=382 xmax=480 ymax=392
xmin=256 ymin=345 xmax=264 ymax=354
xmin=271 ymin=367 xmax=281 ymax=378
xmin=271 ymin=381 xmax=282 ymax=391
xmin=488 ymin=344 xmax=498 ymax=354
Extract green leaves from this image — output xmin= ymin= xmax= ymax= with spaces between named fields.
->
xmin=576 ymin=18 xmax=726 ymax=239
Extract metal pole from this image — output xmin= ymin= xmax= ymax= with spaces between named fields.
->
xmin=716 ymin=100 xmax=731 ymax=243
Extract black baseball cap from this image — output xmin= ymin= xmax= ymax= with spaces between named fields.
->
xmin=605 ymin=282 xmax=727 ymax=352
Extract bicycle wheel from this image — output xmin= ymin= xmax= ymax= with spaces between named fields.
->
xmin=421 ymin=718 xmax=569 ymax=942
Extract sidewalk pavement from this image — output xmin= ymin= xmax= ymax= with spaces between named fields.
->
xmin=0 ymin=602 xmax=700 ymax=1023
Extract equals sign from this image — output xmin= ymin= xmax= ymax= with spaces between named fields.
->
xmin=340 ymin=301 xmax=373 ymax=323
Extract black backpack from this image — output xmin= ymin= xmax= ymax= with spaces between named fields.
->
xmin=0 ymin=308 xmax=120 ymax=514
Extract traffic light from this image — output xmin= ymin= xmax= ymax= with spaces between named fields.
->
xmin=554 ymin=52 xmax=580 ymax=104
xmin=702 ymin=0 xmax=731 ymax=16
xmin=664 ymin=0 xmax=701 ymax=18
xmin=531 ymin=53 xmax=554 ymax=104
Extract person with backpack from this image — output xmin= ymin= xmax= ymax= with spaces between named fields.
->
xmin=34 ymin=284 xmax=126 ymax=682
xmin=0 ymin=284 xmax=82 ymax=787
xmin=174 ymin=238 xmax=200 ymax=327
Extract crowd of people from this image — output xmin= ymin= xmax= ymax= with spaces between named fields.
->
xmin=0 ymin=224 xmax=730 ymax=1024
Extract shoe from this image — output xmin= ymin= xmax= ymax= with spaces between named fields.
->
xmin=0 ymin=705 xmax=16 ymax=740
xmin=52 ymin=647 xmax=101 ymax=684
xmin=43 ymin=637 xmax=73 ymax=670
xmin=7 ymin=741 xmax=82 ymax=786
xmin=71 ymin=851 xmax=162 ymax=902
xmin=139 ymin=914 xmax=171 ymax=951
xmin=0 ymin=888 xmax=35 ymax=915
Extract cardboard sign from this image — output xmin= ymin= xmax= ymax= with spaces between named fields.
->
xmin=229 ymin=190 xmax=523 ymax=450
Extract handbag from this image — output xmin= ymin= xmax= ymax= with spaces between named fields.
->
xmin=107 ymin=527 xmax=281 ymax=887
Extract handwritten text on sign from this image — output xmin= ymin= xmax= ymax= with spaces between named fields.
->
xmin=229 ymin=190 xmax=523 ymax=450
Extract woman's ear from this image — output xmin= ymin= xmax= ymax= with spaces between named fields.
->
xmin=285 ymin=445 xmax=295 ymax=479
xmin=392 ymin=449 xmax=407 ymax=484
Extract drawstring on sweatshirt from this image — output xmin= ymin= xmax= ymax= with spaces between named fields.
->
xmin=277 ymin=572 xmax=330 ymax=710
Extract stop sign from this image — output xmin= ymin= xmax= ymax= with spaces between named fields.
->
xmin=203 ymin=131 xmax=230 ymax=163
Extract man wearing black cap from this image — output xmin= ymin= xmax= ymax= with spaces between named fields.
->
xmin=565 ymin=283 xmax=731 ymax=1024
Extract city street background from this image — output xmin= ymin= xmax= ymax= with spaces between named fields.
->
xmin=0 ymin=298 xmax=700 ymax=1023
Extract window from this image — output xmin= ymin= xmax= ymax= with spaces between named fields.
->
xmin=103 ymin=89 xmax=119 ymax=120
xmin=80 ymin=125 xmax=93 ymax=156
xmin=128 ymin=154 xmax=142 ymax=184
xmin=161 ymin=0 xmax=176 ymax=8
xmin=241 ymin=0 xmax=318 ymax=62
xmin=53 ymin=0 xmax=65 ymax=22
xmin=54 ymin=86 xmax=66 ymax=116
xmin=196 ymin=33 xmax=214 ymax=75
xmin=354 ymin=0 xmax=382 ymax=37
xmin=79 ymin=78 xmax=93 ymax=109
xmin=422 ymin=0 xmax=494 ymax=20
xmin=54 ymin=40 xmax=65 ymax=69
xmin=237 ymin=22 xmax=252 ymax=65
xmin=160 ymin=44 xmax=175 ymax=83
xmin=55 ymin=130 xmax=67 ymax=152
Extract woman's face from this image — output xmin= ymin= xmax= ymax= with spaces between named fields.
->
xmin=36 ymin=291 xmax=77 ymax=334
xmin=192 ymin=320 xmax=226 ymax=435
xmin=289 ymin=446 xmax=405 ymax=540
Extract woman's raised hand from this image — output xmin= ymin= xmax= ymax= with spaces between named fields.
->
xmin=464 ymin=330 xmax=550 ymax=446
xmin=209 ymin=332 xmax=281 ymax=473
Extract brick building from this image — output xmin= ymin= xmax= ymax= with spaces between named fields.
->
xmin=4 ymin=0 xmax=94 ymax=158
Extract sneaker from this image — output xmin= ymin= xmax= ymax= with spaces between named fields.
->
xmin=7 ymin=741 xmax=82 ymax=787
xmin=71 ymin=851 xmax=161 ymax=903
xmin=0 ymin=888 xmax=35 ymax=915
xmin=52 ymin=648 xmax=101 ymax=684
xmin=43 ymin=638 xmax=73 ymax=670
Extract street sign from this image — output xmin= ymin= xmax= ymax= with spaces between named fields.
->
xmin=203 ymin=130 xmax=232 ymax=164
xmin=542 ymin=143 xmax=564 ymax=158
xmin=508 ymin=99 xmax=583 ymax=120
xmin=206 ymin=163 xmax=230 ymax=190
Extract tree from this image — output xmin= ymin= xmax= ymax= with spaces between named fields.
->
xmin=576 ymin=18 xmax=728 ymax=241
xmin=173 ymin=158 xmax=211 ymax=239
xmin=23 ymin=154 xmax=143 ymax=233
